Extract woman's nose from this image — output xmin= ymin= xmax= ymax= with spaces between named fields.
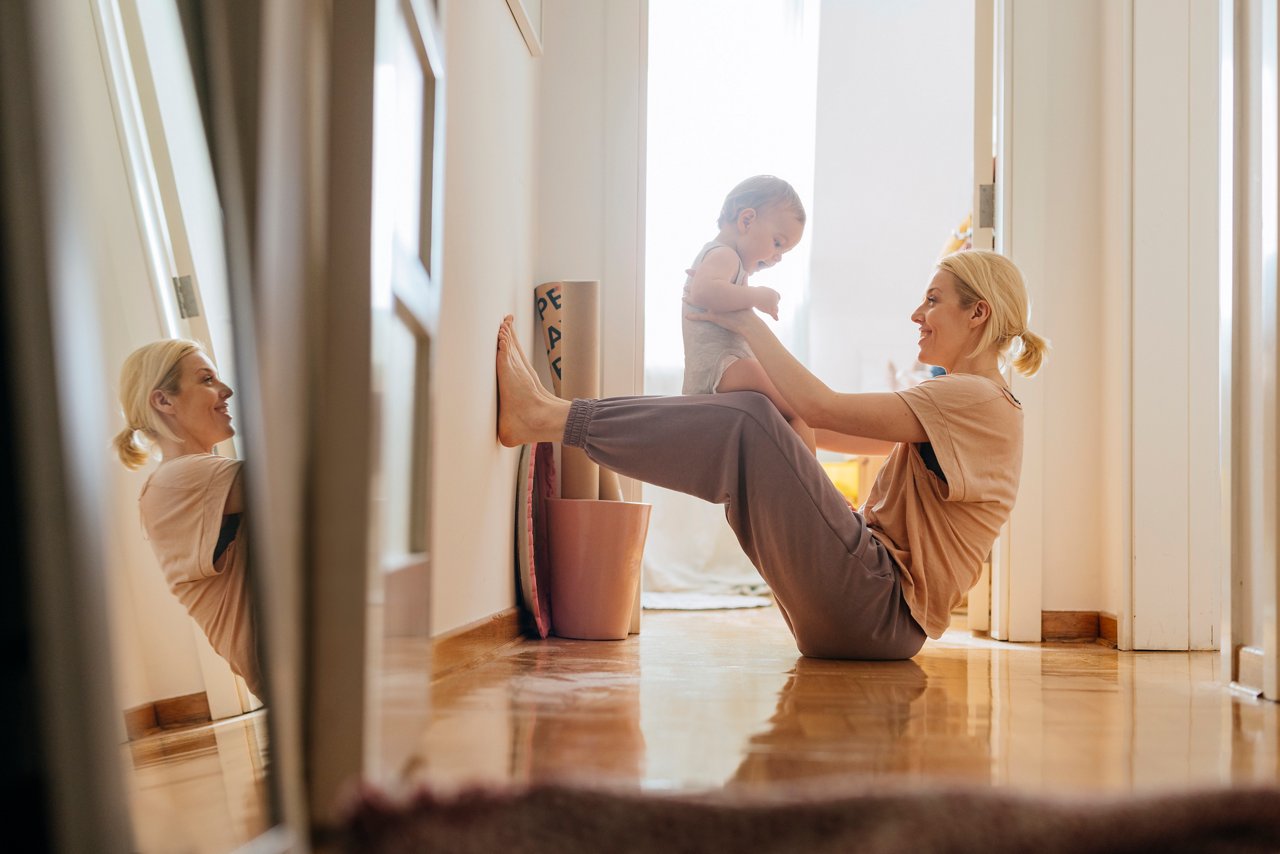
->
xmin=221 ymin=384 xmax=233 ymax=399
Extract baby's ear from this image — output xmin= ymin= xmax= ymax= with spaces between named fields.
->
xmin=737 ymin=207 xmax=756 ymax=231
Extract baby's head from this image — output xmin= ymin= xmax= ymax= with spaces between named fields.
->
xmin=717 ymin=175 xmax=806 ymax=272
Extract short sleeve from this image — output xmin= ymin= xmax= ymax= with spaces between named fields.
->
xmin=895 ymin=375 xmax=1019 ymax=504
xmin=141 ymin=455 xmax=243 ymax=584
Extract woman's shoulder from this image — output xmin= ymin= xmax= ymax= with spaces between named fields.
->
xmin=913 ymin=373 xmax=1019 ymax=408
xmin=150 ymin=453 xmax=241 ymax=486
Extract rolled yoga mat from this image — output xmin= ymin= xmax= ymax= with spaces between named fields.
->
xmin=534 ymin=281 xmax=622 ymax=502
xmin=535 ymin=280 xmax=639 ymax=636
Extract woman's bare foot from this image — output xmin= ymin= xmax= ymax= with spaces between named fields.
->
xmin=497 ymin=317 xmax=570 ymax=447
xmin=503 ymin=316 xmax=561 ymax=403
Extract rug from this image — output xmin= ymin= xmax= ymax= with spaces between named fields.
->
xmin=641 ymin=591 xmax=773 ymax=610
xmin=340 ymin=780 xmax=1280 ymax=853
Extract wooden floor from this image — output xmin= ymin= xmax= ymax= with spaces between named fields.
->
xmin=124 ymin=606 xmax=1280 ymax=850
xmin=125 ymin=708 xmax=271 ymax=853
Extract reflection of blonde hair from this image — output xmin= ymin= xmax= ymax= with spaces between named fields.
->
xmin=937 ymin=250 xmax=1048 ymax=377
xmin=717 ymin=175 xmax=806 ymax=228
xmin=114 ymin=339 xmax=204 ymax=470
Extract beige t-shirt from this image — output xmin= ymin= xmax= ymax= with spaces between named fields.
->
xmin=863 ymin=374 xmax=1023 ymax=639
xmin=139 ymin=453 xmax=261 ymax=697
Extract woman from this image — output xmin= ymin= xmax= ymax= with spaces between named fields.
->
xmin=497 ymin=249 xmax=1046 ymax=660
xmin=115 ymin=339 xmax=262 ymax=697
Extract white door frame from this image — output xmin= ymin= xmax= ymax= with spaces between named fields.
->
xmin=990 ymin=0 xmax=1044 ymax=642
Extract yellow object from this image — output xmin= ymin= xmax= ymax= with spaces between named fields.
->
xmin=940 ymin=212 xmax=973 ymax=257
xmin=821 ymin=455 xmax=889 ymax=509
xmin=821 ymin=458 xmax=864 ymax=507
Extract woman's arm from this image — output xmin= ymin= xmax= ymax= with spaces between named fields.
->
xmin=686 ymin=248 xmax=781 ymax=319
xmin=688 ymin=308 xmax=928 ymax=444
xmin=814 ymin=429 xmax=897 ymax=456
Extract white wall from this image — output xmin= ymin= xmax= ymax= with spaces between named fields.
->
xmin=429 ymin=0 xmax=646 ymax=636
xmin=1002 ymin=0 xmax=1223 ymax=648
xmin=1228 ymin=0 xmax=1279 ymax=685
xmin=536 ymin=0 xmax=646 ymax=413
xmin=808 ymin=0 xmax=974 ymax=396
xmin=429 ymin=0 xmax=539 ymax=634
xmin=992 ymin=0 xmax=1111 ymax=628
xmin=1129 ymin=0 xmax=1221 ymax=650
xmin=45 ymin=3 xmax=210 ymax=713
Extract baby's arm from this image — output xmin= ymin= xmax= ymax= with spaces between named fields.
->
xmin=686 ymin=247 xmax=781 ymax=320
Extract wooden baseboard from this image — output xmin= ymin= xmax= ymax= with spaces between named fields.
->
xmin=1098 ymin=613 xmax=1118 ymax=647
xmin=1041 ymin=610 xmax=1100 ymax=642
xmin=1236 ymin=645 xmax=1264 ymax=695
xmin=123 ymin=691 xmax=212 ymax=740
xmin=431 ymin=607 xmax=525 ymax=681
xmin=123 ymin=703 xmax=159 ymax=740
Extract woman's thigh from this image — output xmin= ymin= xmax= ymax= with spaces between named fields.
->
xmin=567 ymin=392 xmax=923 ymax=658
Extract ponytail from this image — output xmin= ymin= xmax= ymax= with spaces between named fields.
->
xmin=114 ymin=426 xmax=152 ymax=471
xmin=1012 ymin=328 xmax=1048 ymax=377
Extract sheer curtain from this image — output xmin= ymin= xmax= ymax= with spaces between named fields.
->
xmin=643 ymin=0 xmax=820 ymax=597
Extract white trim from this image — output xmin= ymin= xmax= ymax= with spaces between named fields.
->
xmin=992 ymin=0 xmax=1044 ymax=642
xmin=1263 ymin=0 xmax=1280 ymax=701
xmin=603 ymin=0 xmax=647 ymax=499
xmin=1132 ymin=0 xmax=1193 ymax=650
xmin=89 ymin=0 xmax=179 ymax=337
xmin=1119 ymin=0 xmax=1136 ymax=652
xmin=1187 ymin=0 xmax=1224 ymax=651
xmin=504 ymin=0 xmax=542 ymax=57
xmin=1218 ymin=0 xmax=1237 ymax=682
xmin=968 ymin=0 xmax=995 ymax=633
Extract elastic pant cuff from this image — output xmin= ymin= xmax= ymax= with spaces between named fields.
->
xmin=563 ymin=398 xmax=597 ymax=448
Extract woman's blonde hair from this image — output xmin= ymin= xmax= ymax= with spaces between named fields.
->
xmin=114 ymin=338 xmax=204 ymax=470
xmin=717 ymin=175 xmax=806 ymax=228
xmin=937 ymin=249 xmax=1048 ymax=377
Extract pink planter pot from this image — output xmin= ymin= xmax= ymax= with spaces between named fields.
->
xmin=545 ymin=498 xmax=652 ymax=640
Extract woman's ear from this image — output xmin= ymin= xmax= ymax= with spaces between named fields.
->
xmin=150 ymin=388 xmax=174 ymax=414
xmin=969 ymin=300 xmax=992 ymax=328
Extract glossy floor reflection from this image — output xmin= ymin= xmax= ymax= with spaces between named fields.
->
xmin=125 ymin=709 xmax=270 ymax=853
xmin=413 ymin=607 xmax=1280 ymax=794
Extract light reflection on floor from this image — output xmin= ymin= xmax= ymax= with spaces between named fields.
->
xmin=411 ymin=607 xmax=1279 ymax=795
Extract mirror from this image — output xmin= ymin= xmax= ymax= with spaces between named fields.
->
xmin=49 ymin=1 xmax=278 ymax=848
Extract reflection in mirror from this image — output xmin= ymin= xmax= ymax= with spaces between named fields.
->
xmin=62 ymin=0 xmax=277 ymax=848
xmin=367 ymin=0 xmax=443 ymax=782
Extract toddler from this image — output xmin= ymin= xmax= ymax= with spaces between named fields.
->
xmin=682 ymin=174 xmax=815 ymax=450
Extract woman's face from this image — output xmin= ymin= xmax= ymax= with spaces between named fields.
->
xmin=160 ymin=351 xmax=235 ymax=451
xmin=910 ymin=269 xmax=980 ymax=371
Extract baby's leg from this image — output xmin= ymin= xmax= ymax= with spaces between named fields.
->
xmin=717 ymin=359 xmax=817 ymax=453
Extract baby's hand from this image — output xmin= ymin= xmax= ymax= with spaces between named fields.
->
xmin=753 ymin=287 xmax=781 ymax=321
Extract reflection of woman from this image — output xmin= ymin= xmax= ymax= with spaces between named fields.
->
xmin=729 ymin=657 xmax=929 ymax=787
xmin=115 ymin=339 xmax=261 ymax=697
xmin=497 ymin=250 xmax=1046 ymax=660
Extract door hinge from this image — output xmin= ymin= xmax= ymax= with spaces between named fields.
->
xmin=173 ymin=275 xmax=200 ymax=319
xmin=978 ymin=184 xmax=996 ymax=229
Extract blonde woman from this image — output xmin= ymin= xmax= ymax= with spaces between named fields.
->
xmin=497 ymin=250 xmax=1046 ymax=660
xmin=115 ymin=339 xmax=261 ymax=697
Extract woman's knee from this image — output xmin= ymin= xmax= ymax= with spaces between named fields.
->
xmin=793 ymin=623 xmax=924 ymax=661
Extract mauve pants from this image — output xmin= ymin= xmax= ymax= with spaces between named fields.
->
xmin=563 ymin=392 xmax=927 ymax=660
